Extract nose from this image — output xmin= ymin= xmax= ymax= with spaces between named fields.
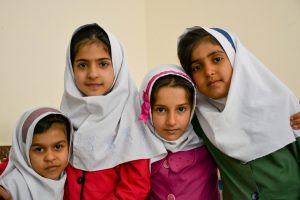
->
xmin=45 ymin=150 xmax=56 ymax=162
xmin=167 ymin=111 xmax=176 ymax=126
xmin=204 ymin=63 xmax=215 ymax=77
xmin=87 ymin=64 xmax=99 ymax=79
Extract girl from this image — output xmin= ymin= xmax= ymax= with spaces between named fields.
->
xmin=0 ymin=107 xmax=71 ymax=200
xmin=177 ymin=26 xmax=300 ymax=199
xmin=139 ymin=64 xmax=219 ymax=200
xmin=61 ymin=23 xmax=163 ymax=199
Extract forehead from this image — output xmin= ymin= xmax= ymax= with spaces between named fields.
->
xmin=76 ymin=42 xmax=109 ymax=55
xmin=31 ymin=123 xmax=68 ymax=143
xmin=154 ymin=86 xmax=190 ymax=103
xmin=22 ymin=109 xmax=60 ymax=143
xmin=191 ymin=39 xmax=224 ymax=61
xmin=194 ymin=38 xmax=223 ymax=52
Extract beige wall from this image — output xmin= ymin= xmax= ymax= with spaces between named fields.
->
xmin=145 ymin=0 xmax=300 ymax=96
xmin=0 ymin=0 xmax=148 ymax=145
xmin=1 ymin=0 xmax=299 ymax=145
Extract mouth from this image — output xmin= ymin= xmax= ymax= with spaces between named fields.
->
xmin=45 ymin=165 xmax=59 ymax=172
xmin=85 ymin=83 xmax=102 ymax=86
xmin=207 ymin=80 xmax=221 ymax=87
xmin=164 ymin=129 xmax=179 ymax=134
xmin=85 ymin=83 xmax=103 ymax=89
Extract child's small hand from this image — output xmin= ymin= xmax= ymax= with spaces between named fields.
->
xmin=290 ymin=112 xmax=300 ymax=130
xmin=0 ymin=186 xmax=11 ymax=200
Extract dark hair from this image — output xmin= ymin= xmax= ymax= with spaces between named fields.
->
xmin=177 ymin=27 xmax=220 ymax=76
xmin=150 ymin=75 xmax=194 ymax=108
xmin=34 ymin=114 xmax=71 ymax=143
xmin=70 ymin=23 xmax=111 ymax=66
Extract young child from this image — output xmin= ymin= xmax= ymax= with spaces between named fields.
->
xmin=139 ymin=64 xmax=219 ymax=200
xmin=61 ymin=23 xmax=163 ymax=199
xmin=177 ymin=26 xmax=300 ymax=199
xmin=0 ymin=107 xmax=71 ymax=200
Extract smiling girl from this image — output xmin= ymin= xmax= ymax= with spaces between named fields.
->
xmin=178 ymin=26 xmax=300 ymax=200
xmin=61 ymin=23 xmax=163 ymax=200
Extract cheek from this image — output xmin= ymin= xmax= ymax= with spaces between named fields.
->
xmin=74 ymin=69 xmax=85 ymax=80
xmin=29 ymin=151 xmax=35 ymax=165
xmin=222 ymin=68 xmax=233 ymax=87
xmin=74 ymin=73 xmax=82 ymax=85
xmin=73 ymin=68 xmax=79 ymax=78
xmin=227 ymin=68 xmax=233 ymax=81
xmin=30 ymin=155 xmax=42 ymax=170
xmin=192 ymin=75 xmax=206 ymax=91
xmin=152 ymin=115 xmax=162 ymax=130
xmin=108 ymin=75 xmax=115 ymax=86
xmin=62 ymin=151 xmax=69 ymax=166
xmin=107 ymin=71 xmax=115 ymax=85
xmin=182 ymin=115 xmax=191 ymax=129
xmin=223 ymin=62 xmax=233 ymax=79
xmin=74 ymin=78 xmax=80 ymax=87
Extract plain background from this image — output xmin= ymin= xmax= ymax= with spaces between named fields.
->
xmin=0 ymin=0 xmax=299 ymax=145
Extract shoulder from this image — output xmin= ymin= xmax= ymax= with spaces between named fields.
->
xmin=1 ymin=169 xmax=29 ymax=198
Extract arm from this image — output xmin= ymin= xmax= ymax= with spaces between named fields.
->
xmin=0 ymin=186 xmax=12 ymax=200
xmin=290 ymin=112 xmax=300 ymax=129
xmin=115 ymin=159 xmax=150 ymax=200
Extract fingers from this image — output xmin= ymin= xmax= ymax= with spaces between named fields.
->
xmin=290 ymin=112 xmax=300 ymax=130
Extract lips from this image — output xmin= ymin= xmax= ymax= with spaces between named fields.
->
xmin=207 ymin=80 xmax=221 ymax=87
xmin=85 ymin=83 xmax=102 ymax=86
xmin=165 ymin=129 xmax=179 ymax=134
xmin=85 ymin=83 xmax=103 ymax=90
xmin=45 ymin=165 xmax=59 ymax=172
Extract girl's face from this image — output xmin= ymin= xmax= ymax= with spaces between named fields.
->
xmin=152 ymin=86 xmax=191 ymax=141
xmin=190 ymin=39 xmax=233 ymax=99
xmin=29 ymin=123 xmax=69 ymax=180
xmin=73 ymin=42 xmax=114 ymax=96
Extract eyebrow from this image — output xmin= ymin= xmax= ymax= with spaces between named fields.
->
xmin=74 ymin=58 xmax=111 ymax=63
xmin=191 ymin=50 xmax=225 ymax=65
xmin=178 ymin=103 xmax=190 ymax=106
xmin=153 ymin=102 xmax=190 ymax=107
xmin=31 ymin=140 xmax=68 ymax=147
xmin=152 ymin=104 xmax=166 ymax=107
xmin=207 ymin=50 xmax=225 ymax=57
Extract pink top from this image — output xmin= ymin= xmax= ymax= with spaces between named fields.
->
xmin=149 ymin=146 xmax=219 ymax=200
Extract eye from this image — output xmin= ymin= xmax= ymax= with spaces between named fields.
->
xmin=177 ymin=106 xmax=186 ymax=113
xmin=77 ymin=62 xmax=87 ymax=69
xmin=156 ymin=107 xmax=166 ymax=113
xmin=213 ymin=57 xmax=223 ymax=63
xmin=99 ymin=61 xmax=112 ymax=68
xmin=33 ymin=147 xmax=44 ymax=153
xmin=191 ymin=64 xmax=202 ymax=72
xmin=54 ymin=144 xmax=63 ymax=151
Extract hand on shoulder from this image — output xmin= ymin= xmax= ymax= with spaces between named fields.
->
xmin=291 ymin=111 xmax=300 ymax=130
xmin=0 ymin=186 xmax=12 ymax=200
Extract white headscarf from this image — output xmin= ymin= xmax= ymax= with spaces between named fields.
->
xmin=139 ymin=64 xmax=203 ymax=162
xmin=61 ymin=23 xmax=163 ymax=171
xmin=0 ymin=107 xmax=71 ymax=200
xmin=182 ymin=27 xmax=300 ymax=163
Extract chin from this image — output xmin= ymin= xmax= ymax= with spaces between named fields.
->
xmin=47 ymin=174 xmax=61 ymax=180
xmin=166 ymin=136 xmax=180 ymax=141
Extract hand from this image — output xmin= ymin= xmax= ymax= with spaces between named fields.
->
xmin=0 ymin=186 xmax=11 ymax=200
xmin=290 ymin=112 xmax=300 ymax=130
